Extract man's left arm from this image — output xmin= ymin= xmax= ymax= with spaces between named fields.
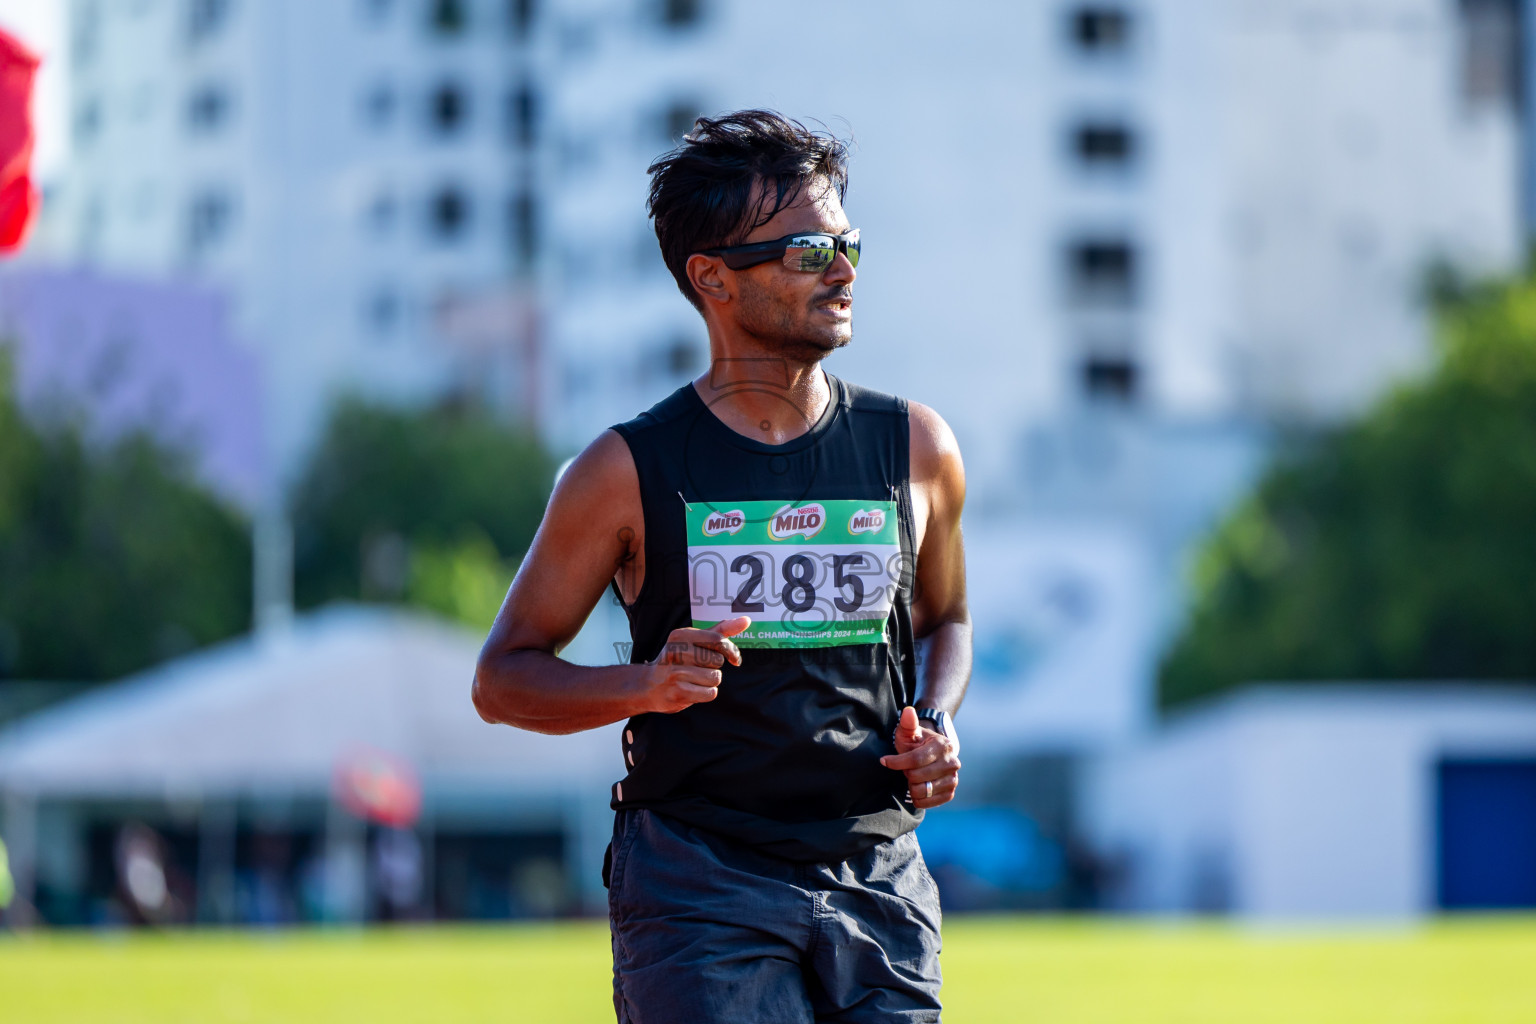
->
xmin=880 ymin=401 xmax=971 ymax=810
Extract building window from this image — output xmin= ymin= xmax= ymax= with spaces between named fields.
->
xmin=1066 ymin=237 xmax=1138 ymax=306
xmin=661 ymin=0 xmax=703 ymax=28
xmin=187 ymin=83 xmax=231 ymax=133
xmin=506 ymin=84 xmax=538 ymax=147
xmin=367 ymin=191 xmax=397 ymax=234
xmin=1458 ymin=0 xmax=1521 ymax=106
xmin=187 ymin=189 xmax=235 ymax=255
xmin=429 ymin=186 xmax=471 ymax=240
xmin=1072 ymin=120 xmax=1136 ymax=171
xmin=74 ymin=97 xmax=101 ymax=146
xmin=430 ymin=82 xmax=469 ymax=135
xmin=1081 ymin=356 xmax=1138 ymax=403
xmin=508 ymin=0 xmax=535 ymax=39
xmin=508 ymin=191 xmax=538 ymax=268
xmin=429 ymin=0 xmax=468 ymax=35
xmin=363 ymin=82 xmax=396 ymax=128
xmin=361 ymin=0 xmax=394 ymax=22
xmin=1070 ymin=6 xmax=1133 ymax=56
xmin=188 ymin=0 xmax=233 ymax=44
xmin=661 ymin=101 xmax=700 ymax=143
xmin=666 ymin=336 xmax=700 ymax=375
xmin=365 ymin=288 xmax=401 ymax=334
xmin=73 ymin=1 xmax=100 ymax=68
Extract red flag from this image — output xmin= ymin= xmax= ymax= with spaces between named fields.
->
xmin=333 ymin=747 xmax=424 ymax=829
xmin=0 ymin=28 xmax=41 ymax=255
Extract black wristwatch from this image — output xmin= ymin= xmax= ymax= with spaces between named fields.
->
xmin=915 ymin=707 xmax=954 ymax=744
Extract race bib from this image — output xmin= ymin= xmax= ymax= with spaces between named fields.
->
xmin=687 ymin=498 xmax=903 ymax=648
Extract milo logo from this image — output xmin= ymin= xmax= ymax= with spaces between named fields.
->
xmin=769 ymin=502 xmax=826 ymax=541
xmin=702 ymin=509 xmax=745 ymax=536
xmin=848 ymin=508 xmax=886 ymax=535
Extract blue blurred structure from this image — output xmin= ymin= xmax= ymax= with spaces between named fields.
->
xmin=1437 ymin=759 xmax=1536 ymax=910
xmin=0 ymin=264 xmax=263 ymax=507
xmin=918 ymin=808 xmax=1065 ymax=908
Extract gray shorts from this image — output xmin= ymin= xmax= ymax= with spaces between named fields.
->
xmin=607 ymin=808 xmax=943 ymax=1023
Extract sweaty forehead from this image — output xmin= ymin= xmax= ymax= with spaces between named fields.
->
xmin=742 ymin=179 xmax=850 ymax=243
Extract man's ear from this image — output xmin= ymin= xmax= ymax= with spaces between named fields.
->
xmin=686 ymin=253 xmax=731 ymax=307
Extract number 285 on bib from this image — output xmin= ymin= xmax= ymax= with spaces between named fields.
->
xmin=686 ymin=498 xmax=902 ymax=649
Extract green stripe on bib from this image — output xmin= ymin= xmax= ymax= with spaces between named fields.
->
xmin=689 ymin=499 xmax=898 ymax=547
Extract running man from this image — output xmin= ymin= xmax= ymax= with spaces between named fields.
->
xmin=473 ymin=110 xmax=970 ymax=1023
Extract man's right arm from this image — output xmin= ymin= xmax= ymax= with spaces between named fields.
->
xmin=471 ymin=429 xmax=745 ymax=735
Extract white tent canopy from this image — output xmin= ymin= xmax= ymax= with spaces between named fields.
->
xmin=0 ymin=606 xmax=623 ymax=799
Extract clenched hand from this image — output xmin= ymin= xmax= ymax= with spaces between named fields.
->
xmin=641 ymin=615 xmax=751 ymax=714
xmin=880 ymin=706 xmax=960 ymax=810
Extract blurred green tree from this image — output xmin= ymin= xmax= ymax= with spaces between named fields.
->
xmin=290 ymin=398 xmax=554 ymax=630
xmin=1159 ymin=272 xmax=1536 ymax=709
xmin=0 ymin=349 xmax=253 ymax=681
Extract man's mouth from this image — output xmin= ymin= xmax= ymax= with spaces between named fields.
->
xmin=816 ymin=295 xmax=853 ymax=316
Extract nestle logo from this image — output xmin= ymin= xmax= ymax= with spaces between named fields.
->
xmin=702 ymin=510 xmax=745 ymax=537
xmin=848 ymin=508 xmax=886 ymax=535
xmin=769 ymin=502 xmax=826 ymax=541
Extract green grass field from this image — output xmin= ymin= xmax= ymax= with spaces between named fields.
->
xmin=2 ymin=917 xmax=1534 ymax=1023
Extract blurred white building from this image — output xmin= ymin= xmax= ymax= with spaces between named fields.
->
xmin=0 ymin=606 xmax=620 ymax=924
xmin=37 ymin=0 xmax=543 ymax=477
xmin=536 ymin=0 xmax=1521 ymax=469
xmin=34 ymin=0 xmax=1522 ymax=508
xmin=1084 ymin=685 xmax=1536 ymax=919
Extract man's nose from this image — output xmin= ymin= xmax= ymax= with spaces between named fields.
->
xmin=823 ymin=249 xmax=856 ymax=286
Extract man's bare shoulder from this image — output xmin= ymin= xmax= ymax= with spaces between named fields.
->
xmin=567 ymin=428 xmax=637 ymax=481
xmin=908 ymin=401 xmax=965 ymax=493
xmin=545 ymin=429 xmax=642 ymax=531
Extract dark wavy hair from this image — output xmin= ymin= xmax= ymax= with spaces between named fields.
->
xmin=646 ymin=110 xmax=850 ymax=311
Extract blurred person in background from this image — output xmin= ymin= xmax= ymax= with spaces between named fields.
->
xmin=0 ymin=836 xmax=13 ymax=913
xmin=474 ymin=110 xmax=971 ymax=1023
xmin=114 ymin=823 xmax=190 ymax=926
xmin=373 ymin=828 xmax=425 ymax=921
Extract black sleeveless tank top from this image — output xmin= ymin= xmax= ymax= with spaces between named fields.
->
xmin=608 ymin=372 xmax=922 ymax=862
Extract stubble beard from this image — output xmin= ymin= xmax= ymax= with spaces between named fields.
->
xmin=736 ymin=277 xmax=852 ymax=363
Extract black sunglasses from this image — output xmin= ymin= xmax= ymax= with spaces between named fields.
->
xmin=699 ymin=229 xmax=861 ymax=272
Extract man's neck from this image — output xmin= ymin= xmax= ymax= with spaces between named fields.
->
xmin=693 ymin=356 xmax=831 ymax=446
